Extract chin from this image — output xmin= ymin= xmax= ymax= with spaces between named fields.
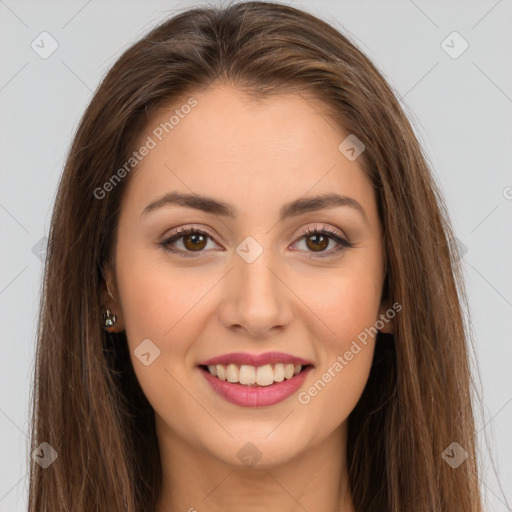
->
xmin=197 ymin=426 xmax=312 ymax=469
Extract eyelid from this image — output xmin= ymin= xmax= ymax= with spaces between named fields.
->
xmin=294 ymin=223 xmax=346 ymax=241
xmin=161 ymin=224 xmax=215 ymax=240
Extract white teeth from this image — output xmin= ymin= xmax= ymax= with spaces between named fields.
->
xmin=256 ymin=364 xmax=274 ymax=386
xmin=273 ymin=363 xmax=285 ymax=382
xmin=239 ymin=365 xmax=256 ymax=385
xmin=216 ymin=365 xmax=226 ymax=381
xmin=284 ymin=363 xmax=294 ymax=379
xmin=226 ymin=363 xmax=239 ymax=383
xmin=205 ymin=362 xmax=306 ymax=386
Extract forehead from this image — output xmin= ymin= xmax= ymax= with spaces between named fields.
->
xmin=121 ymin=84 xmax=376 ymax=222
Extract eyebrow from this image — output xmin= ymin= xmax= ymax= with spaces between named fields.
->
xmin=140 ymin=191 xmax=368 ymax=224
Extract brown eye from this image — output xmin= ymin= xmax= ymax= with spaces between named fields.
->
xmin=305 ymin=233 xmax=330 ymax=252
xmin=182 ymin=232 xmax=207 ymax=251
xmin=160 ymin=227 xmax=217 ymax=257
xmin=293 ymin=225 xmax=354 ymax=259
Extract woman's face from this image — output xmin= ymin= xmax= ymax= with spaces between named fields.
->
xmin=105 ymin=84 xmax=391 ymax=468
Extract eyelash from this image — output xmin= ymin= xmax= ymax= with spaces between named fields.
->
xmin=159 ymin=224 xmax=354 ymax=259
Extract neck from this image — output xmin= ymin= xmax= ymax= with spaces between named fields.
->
xmin=154 ymin=418 xmax=355 ymax=512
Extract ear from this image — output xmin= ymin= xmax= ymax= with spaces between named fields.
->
xmin=101 ymin=263 xmax=125 ymax=332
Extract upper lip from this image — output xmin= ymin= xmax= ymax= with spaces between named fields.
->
xmin=199 ymin=351 xmax=314 ymax=367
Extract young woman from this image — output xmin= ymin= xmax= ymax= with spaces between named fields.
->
xmin=28 ymin=1 xmax=483 ymax=510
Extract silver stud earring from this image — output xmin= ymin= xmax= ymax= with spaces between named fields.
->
xmin=103 ymin=309 xmax=117 ymax=329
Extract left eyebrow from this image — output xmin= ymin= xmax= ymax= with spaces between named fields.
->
xmin=281 ymin=193 xmax=368 ymax=224
xmin=140 ymin=191 xmax=369 ymax=224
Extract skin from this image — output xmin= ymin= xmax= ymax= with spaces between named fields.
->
xmin=103 ymin=83 xmax=394 ymax=512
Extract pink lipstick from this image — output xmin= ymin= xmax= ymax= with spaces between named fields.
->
xmin=198 ymin=351 xmax=314 ymax=407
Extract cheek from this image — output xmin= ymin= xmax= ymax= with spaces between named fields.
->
xmin=115 ymin=249 xmax=218 ymax=434
xmin=292 ymin=309 xmax=377 ymax=445
xmin=292 ymin=254 xmax=382 ymax=423
xmin=115 ymin=235 xmax=212 ymax=345
xmin=114 ymin=242 xmax=222 ymax=419
xmin=302 ymin=249 xmax=383 ymax=349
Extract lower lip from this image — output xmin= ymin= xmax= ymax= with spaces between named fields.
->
xmin=199 ymin=366 xmax=313 ymax=407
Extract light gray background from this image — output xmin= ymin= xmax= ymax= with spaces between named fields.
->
xmin=1 ymin=0 xmax=511 ymax=510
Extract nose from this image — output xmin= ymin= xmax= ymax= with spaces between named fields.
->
xmin=217 ymin=242 xmax=294 ymax=338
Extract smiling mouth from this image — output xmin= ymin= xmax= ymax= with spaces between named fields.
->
xmin=198 ymin=363 xmax=313 ymax=387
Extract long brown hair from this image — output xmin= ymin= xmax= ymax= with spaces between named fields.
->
xmin=28 ymin=1 xmax=483 ymax=510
